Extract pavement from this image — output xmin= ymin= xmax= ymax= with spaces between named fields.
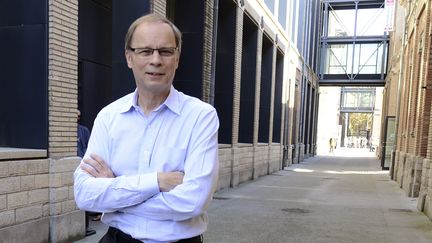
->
xmin=74 ymin=148 xmax=432 ymax=243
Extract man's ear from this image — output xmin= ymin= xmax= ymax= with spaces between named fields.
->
xmin=125 ymin=49 xmax=132 ymax=68
xmin=174 ymin=53 xmax=180 ymax=70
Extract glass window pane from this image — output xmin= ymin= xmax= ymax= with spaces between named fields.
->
xmin=290 ymin=0 xmax=297 ymax=43
xmin=345 ymin=93 xmax=357 ymax=107
xmin=357 ymin=8 xmax=386 ymax=36
xmin=325 ymin=44 xmax=353 ymax=75
xmin=278 ymin=0 xmax=287 ymax=29
xmin=265 ymin=0 xmax=275 ymax=13
xmin=327 ymin=7 xmax=386 ymax=37
xmin=359 ymin=93 xmax=372 ymax=107
xmin=355 ymin=43 xmax=384 ymax=74
xmin=328 ymin=9 xmax=355 ymax=36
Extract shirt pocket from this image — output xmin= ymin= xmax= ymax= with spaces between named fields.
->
xmin=153 ymin=147 xmax=187 ymax=172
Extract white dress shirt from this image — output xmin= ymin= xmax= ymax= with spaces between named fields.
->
xmin=74 ymin=86 xmax=219 ymax=243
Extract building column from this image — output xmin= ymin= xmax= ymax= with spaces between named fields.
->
xmin=253 ymin=30 xmax=263 ymax=179
xmin=230 ymin=4 xmax=244 ymax=187
xmin=48 ymin=0 xmax=83 ymax=242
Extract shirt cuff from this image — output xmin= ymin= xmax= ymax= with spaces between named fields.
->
xmin=139 ymin=171 xmax=160 ymax=197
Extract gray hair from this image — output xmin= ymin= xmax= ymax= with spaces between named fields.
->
xmin=124 ymin=14 xmax=182 ymax=54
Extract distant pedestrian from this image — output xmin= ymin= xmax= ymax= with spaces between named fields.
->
xmin=369 ymin=138 xmax=375 ymax=152
xmin=329 ymin=138 xmax=336 ymax=153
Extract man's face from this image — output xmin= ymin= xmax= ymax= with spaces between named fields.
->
xmin=125 ymin=21 xmax=179 ymax=95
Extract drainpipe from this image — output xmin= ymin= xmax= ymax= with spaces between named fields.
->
xmin=391 ymin=10 xmax=407 ymax=179
xmin=209 ymin=0 xmax=219 ymax=106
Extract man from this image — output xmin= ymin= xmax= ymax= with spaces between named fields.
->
xmin=77 ymin=110 xmax=90 ymax=158
xmin=74 ymin=14 xmax=219 ymax=243
xmin=328 ymin=138 xmax=334 ymax=154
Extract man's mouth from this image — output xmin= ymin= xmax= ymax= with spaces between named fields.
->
xmin=146 ymin=72 xmax=164 ymax=76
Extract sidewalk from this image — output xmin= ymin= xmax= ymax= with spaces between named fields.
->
xmin=75 ymin=148 xmax=432 ymax=242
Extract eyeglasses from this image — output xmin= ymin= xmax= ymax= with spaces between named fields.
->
xmin=128 ymin=47 xmax=178 ymax=57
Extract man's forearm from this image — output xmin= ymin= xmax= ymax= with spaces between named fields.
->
xmin=74 ymin=168 xmax=160 ymax=212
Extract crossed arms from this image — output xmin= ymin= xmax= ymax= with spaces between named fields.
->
xmin=73 ymin=107 xmax=219 ymax=221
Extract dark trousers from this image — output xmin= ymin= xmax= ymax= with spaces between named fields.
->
xmin=99 ymin=227 xmax=203 ymax=243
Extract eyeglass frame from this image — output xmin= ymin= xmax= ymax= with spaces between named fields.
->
xmin=128 ymin=46 xmax=178 ymax=57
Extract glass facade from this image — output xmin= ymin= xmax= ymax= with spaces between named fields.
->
xmin=341 ymin=87 xmax=376 ymax=112
xmin=263 ymin=0 xmax=288 ymax=30
xmin=324 ymin=42 xmax=387 ymax=75
xmin=320 ymin=1 xmax=388 ymax=85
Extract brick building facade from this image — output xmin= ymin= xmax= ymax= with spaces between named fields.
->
xmin=381 ymin=0 xmax=432 ymax=221
xmin=0 ymin=0 xmax=319 ymax=242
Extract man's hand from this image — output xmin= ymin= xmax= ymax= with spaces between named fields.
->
xmin=157 ymin=172 xmax=184 ymax=192
xmin=80 ymin=153 xmax=115 ymax=178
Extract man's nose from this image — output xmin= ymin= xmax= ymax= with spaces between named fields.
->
xmin=149 ymin=50 xmax=163 ymax=63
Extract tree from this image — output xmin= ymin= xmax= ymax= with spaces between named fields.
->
xmin=349 ymin=113 xmax=372 ymax=136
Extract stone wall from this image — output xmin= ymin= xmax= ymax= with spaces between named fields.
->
xmin=418 ymin=158 xmax=431 ymax=211
xmin=269 ymin=144 xmax=282 ymax=173
xmin=0 ymin=149 xmax=45 ymax=243
xmin=216 ymin=144 xmax=284 ymax=190
xmin=395 ymin=151 xmax=406 ymax=188
xmin=49 ymin=157 xmax=82 ymax=243
xmin=0 ymin=150 xmax=83 ymax=243
xmin=401 ymin=154 xmax=415 ymax=197
xmin=0 ymin=157 xmax=49 ymax=242
xmin=237 ymin=145 xmax=255 ymax=184
xmin=424 ymin=160 xmax=432 ymax=217
xmin=217 ymin=146 xmax=233 ymax=191
xmin=254 ymin=145 xmax=270 ymax=179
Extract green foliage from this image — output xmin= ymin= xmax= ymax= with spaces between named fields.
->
xmin=349 ymin=113 xmax=372 ymax=136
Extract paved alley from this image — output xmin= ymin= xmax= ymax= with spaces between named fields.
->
xmin=204 ymin=149 xmax=432 ymax=243
xmin=77 ymin=148 xmax=432 ymax=243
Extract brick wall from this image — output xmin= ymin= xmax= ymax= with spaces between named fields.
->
xmin=48 ymin=0 xmax=79 ymax=159
xmin=390 ymin=0 xmax=432 ymax=208
xmin=202 ymin=0 xmax=215 ymax=104
xmin=418 ymin=0 xmax=432 ymax=219
xmin=47 ymin=1 xmax=84 ymax=242
xmin=413 ymin=8 xmax=428 ymax=157
xmin=268 ymin=44 xmax=277 ymax=145
xmin=232 ymin=5 xmax=244 ymax=146
xmin=152 ymin=0 xmax=166 ymax=16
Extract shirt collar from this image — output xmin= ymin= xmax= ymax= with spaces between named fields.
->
xmin=119 ymin=86 xmax=181 ymax=115
xmin=163 ymin=86 xmax=182 ymax=115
